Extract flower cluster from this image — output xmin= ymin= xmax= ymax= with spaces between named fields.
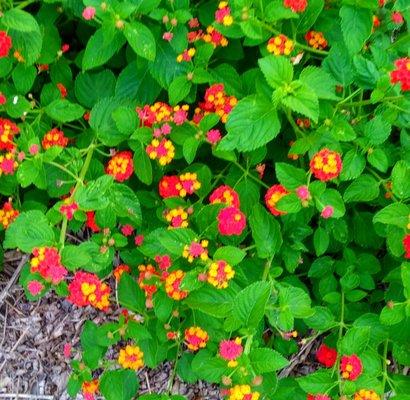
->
xmin=207 ymin=260 xmax=235 ymax=289
xmin=30 ymin=247 xmax=68 ymax=284
xmin=176 ymin=172 xmax=202 ymax=197
xmin=265 ymin=184 xmax=289 ymax=216
xmin=0 ymin=31 xmax=12 ymax=58
xmin=82 ymin=379 xmax=99 ymax=400
xmin=340 ymin=354 xmax=363 ymax=381
xmin=0 ymin=201 xmax=19 ymax=229
xmin=202 ymin=26 xmax=229 ymax=48
xmin=146 ymin=138 xmax=175 ymax=166
xmin=85 ymin=211 xmax=100 ymax=232
xmin=307 ymin=395 xmax=331 ymax=400
xmin=210 ymin=185 xmax=240 ymax=208
xmin=60 ymin=200 xmax=78 ymax=220
xmin=310 ymin=148 xmax=343 ymax=181
xmin=0 ymin=152 xmax=18 ymax=176
xmin=177 ymin=48 xmax=196 ymax=63
xmin=217 ymin=206 xmax=247 ymax=236
xmin=305 ymin=31 xmax=328 ymax=50
xmin=224 ymin=385 xmax=260 ymax=400
xmin=67 ymin=271 xmax=111 ymax=311
xmin=219 ymin=338 xmax=243 ymax=367
xmin=164 ymin=207 xmax=189 ymax=228
xmin=390 ymin=58 xmax=410 ymax=92
xmin=118 ymin=345 xmax=144 ymax=370
xmin=182 ymin=239 xmax=209 ymax=263
xmin=41 ymin=128 xmax=69 ymax=150
xmin=184 ymin=326 xmax=209 ymax=351
xmin=165 ymin=270 xmax=188 ymax=300
xmin=215 ymin=1 xmax=233 ymax=26
xmin=137 ymin=264 xmax=159 ymax=300
xmin=354 ymin=390 xmax=380 ymax=400
xmin=283 ymin=0 xmax=307 ymax=13
xmin=105 ymin=151 xmax=134 ymax=182
xmin=316 ymin=343 xmax=337 ymax=367
xmin=195 ymin=84 xmax=237 ymax=123
xmin=113 ymin=264 xmax=130 ymax=280
xmin=0 ymin=118 xmax=19 ymax=151
xmin=403 ymin=234 xmax=410 ymax=259
xmin=267 ymin=35 xmax=294 ymax=56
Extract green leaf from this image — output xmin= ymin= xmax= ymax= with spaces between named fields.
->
xmin=317 ymin=189 xmax=346 ymax=218
xmin=297 ymin=370 xmax=334 ymax=394
xmin=45 ymin=100 xmax=85 ymax=123
xmin=276 ymin=193 xmax=302 ymax=214
xmin=2 ymin=9 xmax=39 ymax=32
xmin=233 ymin=281 xmax=271 ymax=330
xmin=380 ymin=304 xmax=406 ymax=325
xmin=340 ymin=326 xmax=370 ymax=354
xmin=340 ymin=6 xmax=372 ymax=54
xmin=191 ymin=350 xmax=228 ymax=383
xmin=4 ymin=211 xmax=55 ymax=252
xmin=12 ymin=64 xmax=36 ymax=94
xmin=112 ymin=106 xmax=139 ymax=135
xmin=124 ymin=21 xmax=156 ymax=61
xmin=249 ymin=348 xmax=289 ymax=373
xmin=373 ymin=203 xmax=409 ymax=228
xmin=169 ymin=75 xmax=192 ymax=105
xmin=299 ymin=66 xmax=338 ymax=100
xmin=343 ymin=175 xmax=380 ymax=202
xmin=109 ymin=184 xmax=142 ymax=226
xmin=258 ymin=56 xmax=293 ymax=89
xmin=314 ymin=227 xmax=329 ymax=256
xmin=213 ymin=246 xmax=246 ymax=266
xmin=219 ymin=95 xmax=281 ymax=152
xmin=183 ymin=137 xmax=200 ymax=164
xmin=74 ymin=70 xmax=116 ymax=108
xmin=132 ymin=142 xmax=153 ymax=185
xmin=275 ymin=162 xmax=306 ymax=189
xmin=296 ymin=0 xmax=324 ymax=31
xmin=249 ymin=204 xmax=283 ymax=258
xmin=75 ymin=175 xmax=114 ymax=210
xmin=61 ymin=245 xmax=92 ymax=271
xmin=340 ymin=150 xmax=366 ymax=181
xmin=392 ymin=161 xmax=410 ymax=200
xmin=281 ymin=81 xmax=319 ymax=123
xmin=99 ymin=369 xmax=139 ymax=400
xmin=118 ymin=274 xmax=146 ymax=313
xmin=364 ymin=116 xmax=391 ymax=145
xmin=367 ymin=149 xmax=388 ymax=173
xmin=279 ymin=285 xmax=313 ymax=318
xmin=82 ymin=28 xmax=126 ymax=71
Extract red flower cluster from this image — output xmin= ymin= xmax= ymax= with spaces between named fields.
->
xmin=0 ymin=201 xmax=19 ymax=229
xmin=194 ymin=84 xmax=237 ymax=124
xmin=0 ymin=31 xmax=12 ymax=58
xmin=202 ymin=26 xmax=229 ymax=48
xmin=265 ymin=184 xmax=289 ymax=216
xmin=215 ymin=1 xmax=233 ymax=26
xmin=284 ymin=0 xmax=307 ymax=13
xmin=136 ymin=102 xmax=189 ymax=127
xmin=316 ymin=343 xmax=337 ymax=367
xmin=85 ymin=211 xmax=100 ymax=232
xmin=0 ymin=118 xmax=19 ymax=151
xmin=340 ymin=354 xmax=363 ymax=381
xmin=267 ymin=35 xmax=294 ymax=56
xmin=307 ymin=395 xmax=331 ymax=400
xmin=41 ymin=128 xmax=69 ymax=150
xmin=310 ymin=148 xmax=342 ymax=181
xmin=217 ymin=206 xmax=246 ymax=236
xmin=164 ymin=207 xmax=189 ymax=228
xmin=67 ymin=271 xmax=111 ymax=311
xmin=390 ymin=58 xmax=410 ymax=92
xmin=177 ymin=48 xmax=196 ymax=63
xmin=403 ymin=234 xmax=410 ymax=259
xmin=60 ymin=200 xmax=78 ymax=220
xmin=209 ymin=185 xmax=240 ymax=208
xmin=0 ymin=152 xmax=18 ymax=176
xmin=305 ymin=31 xmax=328 ymax=50
xmin=219 ymin=338 xmax=243 ymax=367
xmin=138 ymin=264 xmax=160 ymax=300
xmin=30 ymin=247 xmax=68 ymax=285
xmin=105 ymin=151 xmax=134 ymax=182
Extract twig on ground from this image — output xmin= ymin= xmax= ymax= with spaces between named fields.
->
xmin=0 ymin=255 xmax=29 ymax=307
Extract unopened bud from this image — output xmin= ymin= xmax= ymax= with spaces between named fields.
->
xmin=170 ymin=18 xmax=177 ymax=26
xmin=252 ymin=376 xmax=263 ymax=386
xmin=115 ymin=20 xmax=125 ymax=29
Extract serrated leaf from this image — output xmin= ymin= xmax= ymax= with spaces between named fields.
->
xmin=124 ymin=21 xmax=156 ymax=61
xmin=258 ymin=56 xmax=293 ymax=89
xmin=340 ymin=6 xmax=372 ymax=54
xmin=249 ymin=348 xmax=289 ymax=373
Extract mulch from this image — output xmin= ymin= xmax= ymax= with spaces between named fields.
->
xmin=0 ymin=251 xmax=222 ymax=400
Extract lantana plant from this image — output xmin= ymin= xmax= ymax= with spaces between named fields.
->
xmin=0 ymin=0 xmax=409 ymax=400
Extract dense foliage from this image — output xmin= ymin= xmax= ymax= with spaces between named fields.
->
xmin=0 ymin=0 xmax=409 ymax=399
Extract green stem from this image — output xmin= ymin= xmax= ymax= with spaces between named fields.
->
xmin=244 ymin=335 xmax=253 ymax=355
xmin=381 ymin=339 xmax=389 ymax=395
xmin=337 ymin=96 xmax=403 ymax=108
xmin=45 ymin=161 xmax=80 ymax=182
xmin=336 ymin=88 xmax=362 ymax=107
xmin=233 ymin=161 xmax=269 ymax=189
xmin=262 ymin=256 xmax=274 ymax=281
xmin=167 ymin=340 xmax=181 ymax=394
xmin=16 ymin=0 xmax=37 ymax=9
xmin=337 ymin=292 xmax=345 ymax=394
xmin=285 ymin=108 xmax=306 ymax=138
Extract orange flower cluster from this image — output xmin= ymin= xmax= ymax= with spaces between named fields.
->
xmin=136 ymin=102 xmax=189 ymax=126
xmin=113 ymin=264 xmax=130 ymax=280
xmin=118 ymin=344 xmax=144 ymax=370
xmin=267 ymin=35 xmax=294 ymax=55
xmin=284 ymin=0 xmax=307 ymax=13
xmin=0 ymin=118 xmax=19 ymax=151
xmin=82 ymin=379 xmax=99 ymax=400
xmin=165 ymin=269 xmax=188 ymax=300
xmin=203 ymin=26 xmax=228 ymax=47
xmin=224 ymin=385 xmax=260 ymax=400
xmin=138 ymin=264 xmax=159 ymax=299
xmin=310 ymin=148 xmax=342 ymax=181
xmin=176 ymin=172 xmax=201 ymax=197
xmin=305 ymin=31 xmax=328 ymax=50
xmin=146 ymin=138 xmax=175 ymax=165
xmin=105 ymin=151 xmax=134 ymax=182
xmin=195 ymin=83 xmax=237 ymax=124
xmin=0 ymin=201 xmax=19 ymax=229
xmin=177 ymin=48 xmax=196 ymax=63
xmin=67 ymin=271 xmax=111 ymax=311
xmin=207 ymin=260 xmax=235 ymax=289
xmin=165 ymin=207 xmax=189 ymax=228
xmin=184 ymin=326 xmax=209 ymax=351
xmin=41 ymin=128 xmax=69 ymax=150
xmin=354 ymin=390 xmax=380 ymax=400
xmin=264 ymin=184 xmax=289 ymax=216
